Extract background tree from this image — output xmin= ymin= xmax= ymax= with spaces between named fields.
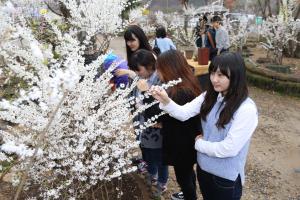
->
xmin=259 ymin=1 xmax=299 ymax=64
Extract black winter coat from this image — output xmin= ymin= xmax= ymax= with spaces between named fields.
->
xmin=145 ymin=89 xmax=201 ymax=166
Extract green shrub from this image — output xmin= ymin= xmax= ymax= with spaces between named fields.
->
xmin=246 ymin=71 xmax=300 ymax=98
xmin=266 ymin=64 xmax=291 ymax=74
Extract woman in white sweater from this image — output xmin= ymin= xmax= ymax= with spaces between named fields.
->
xmin=150 ymin=52 xmax=258 ymax=200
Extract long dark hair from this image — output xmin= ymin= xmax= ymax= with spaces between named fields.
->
xmin=200 ymin=52 xmax=248 ymax=128
xmin=156 ymin=50 xmax=201 ymax=98
xmin=124 ymin=25 xmax=152 ymax=68
xmin=130 ymin=49 xmax=156 ymax=72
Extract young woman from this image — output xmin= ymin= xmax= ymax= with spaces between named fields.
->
xmin=122 ymin=25 xmax=156 ymax=174
xmin=150 ymin=52 xmax=258 ymax=200
xmin=124 ymin=25 xmax=153 ymax=69
xmin=131 ymin=50 xmax=169 ymax=194
xmin=152 ymin=50 xmax=202 ymax=200
xmin=116 ymin=49 xmax=169 ymax=195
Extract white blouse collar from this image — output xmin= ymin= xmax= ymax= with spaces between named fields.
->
xmin=217 ymin=93 xmax=224 ymax=103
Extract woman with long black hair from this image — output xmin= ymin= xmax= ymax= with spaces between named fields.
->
xmin=123 ymin=25 xmax=153 ymax=69
xmin=152 ymin=50 xmax=202 ymax=200
xmin=151 ymin=52 xmax=258 ymax=200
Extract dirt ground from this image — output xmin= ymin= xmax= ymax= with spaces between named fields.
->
xmin=240 ymin=87 xmax=300 ymax=200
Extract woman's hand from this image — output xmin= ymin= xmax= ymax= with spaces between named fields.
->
xmin=149 ymin=85 xmax=170 ymax=106
xmin=152 ymin=122 xmax=162 ymax=129
xmin=115 ymin=69 xmax=136 ymax=79
xmin=137 ymin=79 xmax=149 ymax=92
xmin=195 ymin=134 xmax=203 ymax=141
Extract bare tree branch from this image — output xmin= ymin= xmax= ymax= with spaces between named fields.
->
xmin=45 ymin=1 xmax=63 ymax=16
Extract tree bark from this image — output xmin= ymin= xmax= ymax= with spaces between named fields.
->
xmin=267 ymin=0 xmax=272 ymax=17
xmin=275 ymin=0 xmax=281 ymax=15
xmin=180 ymin=0 xmax=189 ymax=8
xmin=257 ymin=0 xmax=267 ymax=19
xmin=294 ymin=2 xmax=300 ymax=20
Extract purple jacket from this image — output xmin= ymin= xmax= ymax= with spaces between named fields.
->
xmin=103 ymin=53 xmax=129 ymax=87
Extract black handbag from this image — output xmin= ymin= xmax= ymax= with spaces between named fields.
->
xmin=153 ymin=39 xmax=161 ymax=55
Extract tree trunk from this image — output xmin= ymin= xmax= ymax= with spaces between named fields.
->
xmin=274 ymin=48 xmax=283 ymax=65
xmin=294 ymin=2 xmax=300 ymax=20
xmin=180 ymin=0 xmax=189 ymax=8
xmin=275 ymin=0 xmax=281 ymax=15
xmin=267 ymin=0 xmax=272 ymax=17
xmin=257 ymin=0 xmax=267 ymax=19
xmin=183 ymin=15 xmax=189 ymax=39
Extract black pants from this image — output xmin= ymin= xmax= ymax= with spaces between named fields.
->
xmin=195 ymin=37 xmax=202 ymax=48
xmin=173 ymin=164 xmax=197 ymax=200
xmin=197 ymin=165 xmax=242 ymax=200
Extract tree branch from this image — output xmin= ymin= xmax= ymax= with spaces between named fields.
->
xmin=45 ymin=1 xmax=63 ymax=16
xmin=14 ymin=91 xmax=68 ymax=200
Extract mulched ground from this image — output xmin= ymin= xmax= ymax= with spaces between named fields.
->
xmin=0 ymin=173 xmax=147 ymax=200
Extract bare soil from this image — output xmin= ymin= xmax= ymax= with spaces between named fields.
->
xmin=0 ymin=174 xmax=144 ymax=200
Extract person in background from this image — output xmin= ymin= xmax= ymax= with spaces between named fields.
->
xmin=205 ymin=22 xmax=217 ymax=60
xmin=211 ymin=15 xmax=230 ymax=56
xmin=152 ymin=26 xmax=176 ymax=55
xmin=124 ymin=25 xmax=154 ymax=69
xmin=150 ymin=50 xmax=202 ymax=200
xmin=150 ymin=52 xmax=258 ymax=200
xmin=194 ymin=15 xmax=208 ymax=48
xmin=101 ymin=53 xmax=129 ymax=90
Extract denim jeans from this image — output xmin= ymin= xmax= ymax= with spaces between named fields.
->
xmin=197 ymin=165 xmax=242 ymax=200
xmin=174 ymin=163 xmax=197 ymax=200
xmin=141 ymin=147 xmax=168 ymax=184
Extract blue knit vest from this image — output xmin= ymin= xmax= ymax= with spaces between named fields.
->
xmin=197 ymin=98 xmax=254 ymax=184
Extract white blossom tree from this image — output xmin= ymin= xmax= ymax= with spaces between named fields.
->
xmin=222 ymin=14 xmax=249 ymax=52
xmin=0 ymin=0 xmax=180 ymax=199
xmin=259 ymin=1 xmax=300 ymax=64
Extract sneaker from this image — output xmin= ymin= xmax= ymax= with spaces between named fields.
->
xmin=157 ymin=183 xmax=167 ymax=193
xmin=146 ymin=174 xmax=158 ymax=186
xmin=151 ymin=178 xmax=158 ymax=186
xmin=171 ymin=192 xmax=184 ymax=200
xmin=153 ymin=183 xmax=167 ymax=198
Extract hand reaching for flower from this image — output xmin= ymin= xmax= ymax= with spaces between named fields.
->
xmin=115 ymin=69 xmax=137 ymax=79
xmin=152 ymin=122 xmax=162 ymax=129
xmin=195 ymin=134 xmax=203 ymax=141
xmin=137 ymin=79 xmax=149 ymax=92
xmin=149 ymin=85 xmax=170 ymax=106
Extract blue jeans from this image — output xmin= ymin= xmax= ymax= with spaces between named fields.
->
xmin=197 ymin=165 xmax=242 ymax=200
xmin=141 ymin=147 xmax=168 ymax=184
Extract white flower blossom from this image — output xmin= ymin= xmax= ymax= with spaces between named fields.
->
xmin=0 ymin=1 xmax=181 ymax=199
